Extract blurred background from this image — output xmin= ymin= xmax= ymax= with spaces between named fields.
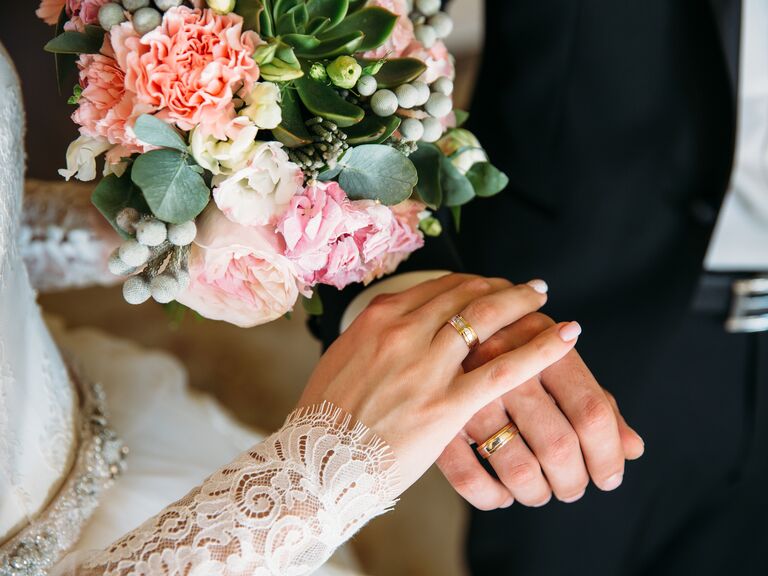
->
xmin=1 ymin=1 xmax=484 ymax=575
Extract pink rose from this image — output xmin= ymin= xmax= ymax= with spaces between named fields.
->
xmin=402 ymin=39 xmax=455 ymax=83
xmin=64 ymin=0 xmax=110 ymax=32
xmin=277 ymin=182 xmax=424 ymax=290
xmin=72 ymin=50 xmax=152 ymax=158
xmin=362 ymin=0 xmax=415 ymax=60
xmin=36 ymin=0 xmax=66 ymax=25
xmin=177 ymin=206 xmax=303 ymax=328
xmin=110 ymin=7 xmax=261 ymax=140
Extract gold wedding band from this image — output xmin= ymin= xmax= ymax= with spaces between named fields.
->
xmin=449 ymin=314 xmax=479 ymax=350
xmin=477 ymin=423 xmax=519 ymax=459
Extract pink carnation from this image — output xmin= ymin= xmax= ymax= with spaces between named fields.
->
xmin=110 ymin=6 xmax=261 ymax=140
xmin=362 ymin=0 xmax=414 ymax=60
xmin=36 ymin=0 xmax=66 ymax=25
xmin=402 ymin=39 xmax=455 ymax=83
xmin=64 ymin=0 xmax=110 ymax=32
xmin=72 ymin=49 xmax=152 ymax=160
xmin=363 ymin=199 xmax=425 ymax=284
xmin=277 ymin=182 xmax=424 ymax=290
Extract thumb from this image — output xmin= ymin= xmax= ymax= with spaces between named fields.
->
xmin=454 ymin=322 xmax=582 ymax=412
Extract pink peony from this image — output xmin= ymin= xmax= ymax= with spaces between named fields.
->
xmin=109 ymin=7 xmax=261 ymax=140
xmin=402 ymin=39 xmax=455 ymax=83
xmin=277 ymin=182 xmax=425 ymax=290
xmin=362 ymin=0 xmax=415 ymax=60
xmin=36 ymin=0 xmax=66 ymax=25
xmin=363 ymin=199 xmax=425 ymax=283
xmin=72 ymin=48 xmax=152 ymax=159
xmin=64 ymin=0 xmax=111 ymax=32
xmin=177 ymin=206 xmax=304 ymax=328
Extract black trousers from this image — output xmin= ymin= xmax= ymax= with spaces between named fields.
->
xmin=467 ymin=308 xmax=768 ymax=575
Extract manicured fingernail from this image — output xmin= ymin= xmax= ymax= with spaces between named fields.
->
xmin=560 ymin=490 xmax=585 ymax=503
xmin=559 ymin=321 xmax=582 ymax=342
xmin=500 ymin=497 xmax=514 ymax=508
xmin=527 ymin=279 xmax=549 ymax=294
xmin=602 ymin=473 xmax=623 ymax=491
xmin=532 ymin=493 xmax=552 ymax=507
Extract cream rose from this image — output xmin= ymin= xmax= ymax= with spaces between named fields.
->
xmin=190 ymin=119 xmax=260 ymax=175
xmin=212 ymin=141 xmax=303 ymax=227
xmin=176 ymin=206 xmax=303 ymax=328
xmin=239 ymin=82 xmax=282 ymax=129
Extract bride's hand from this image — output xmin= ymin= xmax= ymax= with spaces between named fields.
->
xmin=298 ymin=273 xmax=582 ymax=495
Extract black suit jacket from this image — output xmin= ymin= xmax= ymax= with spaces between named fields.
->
xmin=318 ymin=0 xmax=742 ymax=349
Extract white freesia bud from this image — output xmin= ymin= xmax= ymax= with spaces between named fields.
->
xmin=118 ymin=239 xmax=151 ymax=267
xmin=167 ymin=221 xmax=197 ymax=246
xmin=240 ymin=82 xmax=282 ymax=129
xmin=123 ymin=276 xmax=151 ymax=305
xmin=116 ymin=207 xmax=140 ymax=234
xmin=108 ymin=248 xmax=136 ymax=276
xmin=58 ymin=135 xmax=111 ymax=182
xmin=190 ymin=121 xmax=260 ymax=175
xmin=150 ymin=274 xmax=180 ymax=304
xmin=135 ymin=218 xmax=167 ymax=246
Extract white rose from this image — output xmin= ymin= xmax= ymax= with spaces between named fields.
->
xmin=58 ymin=135 xmax=111 ymax=181
xmin=212 ymin=141 xmax=303 ymax=227
xmin=190 ymin=121 xmax=260 ymax=176
xmin=239 ymin=82 xmax=282 ymax=129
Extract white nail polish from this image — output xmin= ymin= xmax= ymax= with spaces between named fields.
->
xmin=602 ymin=473 xmax=623 ymax=491
xmin=527 ymin=279 xmax=548 ymax=294
xmin=559 ymin=321 xmax=582 ymax=342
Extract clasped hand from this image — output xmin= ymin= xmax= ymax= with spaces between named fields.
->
xmin=300 ymin=274 xmax=643 ymax=504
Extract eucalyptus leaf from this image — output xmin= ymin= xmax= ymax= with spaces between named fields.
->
xmin=440 ymin=155 xmax=475 ymax=207
xmin=133 ymin=114 xmax=187 ymax=152
xmin=301 ymin=291 xmax=324 ymax=315
xmin=465 ymin=162 xmax=509 ymax=198
xmin=409 ymin=143 xmax=443 ymax=209
xmin=91 ymin=173 xmax=149 ymax=238
xmin=360 ymin=58 xmax=426 ymax=88
xmin=295 ymin=76 xmax=364 ymax=127
xmin=234 ymin=0 xmax=264 ymax=33
xmin=335 ymin=144 xmax=417 ymax=205
xmin=319 ymin=7 xmax=397 ymax=52
xmin=317 ymin=164 xmax=342 ymax=180
xmin=131 ymin=149 xmax=210 ymax=224
xmin=306 ymin=0 xmax=348 ymax=27
xmin=45 ymin=29 xmax=103 ymax=54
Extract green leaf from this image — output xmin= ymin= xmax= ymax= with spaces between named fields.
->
xmin=317 ymin=164 xmax=342 ymax=180
xmin=440 ymin=155 xmax=475 ymax=207
xmin=282 ymin=33 xmax=321 ymax=52
xmin=54 ymin=8 xmax=77 ymax=95
xmin=295 ymin=76 xmax=364 ymax=127
xmin=409 ymin=143 xmax=443 ymax=209
xmin=319 ymin=7 xmax=397 ymax=52
xmin=465 ymin=162 xmax=509 ymax=198
xmin=450 ymin=206 xmax=462 ymax=231
xmin=295 ymin=31 xmax=364 ymax=58
xmin=342 ymin=115 xmax=389 ymax=144
xmin=91 ymin=173 xmax=150 ymax=238
xmin=372 ymin=115 xmax=401 ymax=144
xmin=273 ymin=88 xmax=313 ymax=147
xmin=454 ymin=109 xmax=469 ymax=127
xmin=276 ymin=9 xmax=299 ymax=34
xmin=301 ymin=291 xmax=324 ymax=315
xmin=360 ymin=58 xmax=427 ymax=88
xmin=45 ymin=28 xmax=104 ymax=54
xmin=306 ymin=0 xmax=349 ymax=27
xmin=259 ymin=0 xmax=275 ymax=36
xmin=131 ymin=149 xmax=210 ymax=224
xmin=133 ymin=115 xmax=188 ymax=152
xmin=347 ymin=0 xmax=367 ymax=12
xmin=335 ymin=144 xmax=417 ymax=205
xmin=234 ymin=0 xmax=265 ymax=33
xmin=305 ymin=16 xmax=332 ymax=35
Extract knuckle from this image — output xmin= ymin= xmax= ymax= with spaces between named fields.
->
xmin=502 ymin=460 xmax=540 ymax=486
xmin=578 ymin=395 xmax=616 ymax=432
xmin=488 ymin=359 xmax=511 ymax=385
xmin=542 ymin=431 xmax=580 ymax=466
xmin=465 ymin=297 xmax=497 ymax=326
xmin=520 ymin=312 xmax=555 ymax=334
xmin=463 ymin=277 xmax=494 ymax=295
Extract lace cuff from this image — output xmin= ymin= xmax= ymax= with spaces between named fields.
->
xmin=52 ymin=402 xmax=400 ymax=576
xmin=21 ymin=179 xmax=120 ymax=293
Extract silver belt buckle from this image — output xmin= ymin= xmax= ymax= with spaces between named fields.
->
xmin=726 ymin=276 xmax=768 ymax=333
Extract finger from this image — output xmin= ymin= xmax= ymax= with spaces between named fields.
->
xmin=464 ymin=400 xmax=552 ymax=507
xmin=437 ymin=434 xmax=514 ymax=511
xmin=540 ymin=353 xmax=626 ymax=491
xmin=604 ymin=390 xmax=645 ymax=460
xmin=501 ymin=380 xmax=589 ymax=502
xmin=454 ymin=322 xmax=582 ymax=412
xmin=431 ymin=283 xmax=549 ymax=358
xmin=382 ymin=272 xmax=478 ymax=312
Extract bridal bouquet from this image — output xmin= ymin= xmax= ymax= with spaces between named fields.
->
xmin=38 ymin=0 xmax=508 ymax=327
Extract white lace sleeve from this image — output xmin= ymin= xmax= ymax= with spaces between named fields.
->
xmin=51 ymin=402 xmax=401 ymax=576
xmin=21 ymin=179 xmax=120 ymax=292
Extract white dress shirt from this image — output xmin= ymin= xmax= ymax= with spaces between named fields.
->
xmin=705 ymin=0 xmax=768 ymax=271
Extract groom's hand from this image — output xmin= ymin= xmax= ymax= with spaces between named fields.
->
xmin=436 ymin=313 xmax=644 ymax=510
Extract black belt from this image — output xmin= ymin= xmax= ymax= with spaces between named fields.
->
xmin=692 ymin=272 xmax=768 ymax=332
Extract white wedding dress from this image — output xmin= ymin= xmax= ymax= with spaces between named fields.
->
xmin=0 ymin=44 xmax=399 ymax=576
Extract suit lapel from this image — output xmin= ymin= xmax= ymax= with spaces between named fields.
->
xmin=707 ymin=0 xmax=742 ymax=101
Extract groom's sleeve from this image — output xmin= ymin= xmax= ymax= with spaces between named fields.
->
xmin=309 ymin=211 xmax=465 ymax=349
